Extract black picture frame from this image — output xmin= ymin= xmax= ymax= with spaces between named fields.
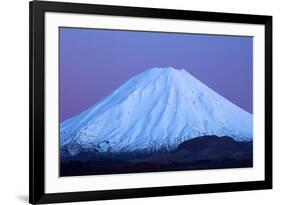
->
xmin=29 ymin=0 xmax=272 ymax=204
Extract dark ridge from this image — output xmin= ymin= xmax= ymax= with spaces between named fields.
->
xmin=60 ymin=135 xmax=253 ymax=177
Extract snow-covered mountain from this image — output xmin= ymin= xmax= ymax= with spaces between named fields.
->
xmin=60 ymin=67 xmax=252 ymax=156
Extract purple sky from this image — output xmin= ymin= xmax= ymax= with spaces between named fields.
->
xmin=59 ymin=27 xmax=253 ymax=122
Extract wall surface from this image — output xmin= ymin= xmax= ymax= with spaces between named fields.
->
xmin=0 ymin=0 xmax=279 ymax=204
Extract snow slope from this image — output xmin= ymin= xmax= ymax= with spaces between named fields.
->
xmin=60 ymin=67 xmax=252 ymax=156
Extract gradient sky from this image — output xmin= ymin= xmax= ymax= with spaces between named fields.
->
xmin=59 ymin=27 xmax=253 ymax=122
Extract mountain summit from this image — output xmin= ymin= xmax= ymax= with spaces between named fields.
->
xmin=60 ymin=67 xmax=252 ymax=156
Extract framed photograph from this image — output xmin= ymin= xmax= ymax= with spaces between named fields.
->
xmin=29 ymin=0 xmax=272 ymax=204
